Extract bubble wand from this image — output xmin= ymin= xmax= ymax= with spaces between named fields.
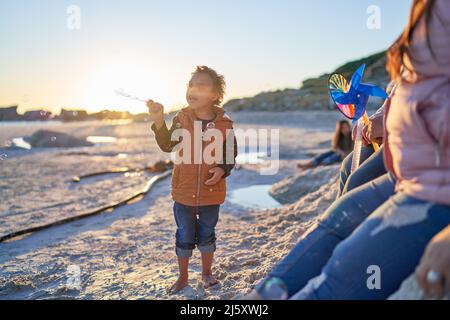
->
xmin=115 ymin=88 xmax=147 ymax=103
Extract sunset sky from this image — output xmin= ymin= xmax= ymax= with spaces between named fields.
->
xmin=0 ymin=0 xmax=410 ymax=115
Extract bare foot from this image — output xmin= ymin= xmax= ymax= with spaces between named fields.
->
xmin=202 ymin=274 xmax=220 ymax=288
xmin=168 ymin=277 xmax=188 ymax=294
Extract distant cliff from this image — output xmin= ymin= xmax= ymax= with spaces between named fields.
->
xmin=224 ymin=51 xmax=390 ymax=112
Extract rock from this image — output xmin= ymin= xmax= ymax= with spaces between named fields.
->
xmin=23 ymin=110 xmax=52 ymax=121
xmin=0 ymin=105 xmax=21 ymax=121
xmin=269 ymin=164 xmax=340 ymax=204
xmin=388 ymin=274 xmax=424 ymax=300
xmin=58 ymin=109 xmax=89 ymax=122
xmin=389 ymin=274 xmax=450 ymax=300
xmin=23 ymin=130 xmax=93 ymax=148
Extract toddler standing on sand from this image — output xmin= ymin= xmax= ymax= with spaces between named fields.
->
xmin=147 ymin=66 xmax=237 ymax=294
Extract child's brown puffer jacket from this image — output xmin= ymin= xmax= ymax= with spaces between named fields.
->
xmin=152 ymin=106 xmax=236 ymax=206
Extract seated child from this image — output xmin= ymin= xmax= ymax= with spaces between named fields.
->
xmin=147 ymin=66 xmax=237 ymax=294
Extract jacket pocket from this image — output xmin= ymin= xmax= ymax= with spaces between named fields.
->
xmin=202 ymin=165 xmax=225 ymax=191
xmin=202 ymin=178 xmax=225 ymax=193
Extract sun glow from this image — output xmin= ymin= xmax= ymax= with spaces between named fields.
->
xmin=78 ymin=59 xmax=173 ymax=114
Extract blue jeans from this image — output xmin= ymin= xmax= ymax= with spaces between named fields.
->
xmin=255 ymin=173 xmax=396 ymax=298
xmin=291 ymin=193 xmax=450 ymax=300
xmin=337 ymin=145 xmax=386 ymax=199
xmin=173 ymin=202 xmax=220 ymax=258
xmin=255 ymin=173 xmax=450 ymax=299
xmin=312 ymin=151 xmax=342 ymax=166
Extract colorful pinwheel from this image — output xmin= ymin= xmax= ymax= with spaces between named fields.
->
xmin=328 ymin=64 xmax=387 ymax=123
xmin=328 ymin=64 xmax=389 ymax=172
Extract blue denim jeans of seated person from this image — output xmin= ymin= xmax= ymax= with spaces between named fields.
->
xmin=255 ymin=172 xmax=396 ymax=299
xmin=173 ymin=202 xmax=220 ymax=258
xmin=336 ymin=145 xmax=386 ymax=199
xmin=311 ymin=151 xmax=341 ymax=166
xmin=290 ymin=193 xmax=450 ymax=300
xmin=255 ymin=172 xmax=450 ymax=299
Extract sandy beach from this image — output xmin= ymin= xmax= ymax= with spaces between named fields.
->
xmin=4 ymin=0 xmax=450 ymax=304
xmin=0 ymin=111 xmax=371 ymax=299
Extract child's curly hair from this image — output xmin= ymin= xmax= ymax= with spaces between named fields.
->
xmin=192 ymin=65 xmax=226 ymax=107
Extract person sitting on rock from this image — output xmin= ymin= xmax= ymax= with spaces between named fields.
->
xmin=298 ymin=120 xmax=353 ymax=170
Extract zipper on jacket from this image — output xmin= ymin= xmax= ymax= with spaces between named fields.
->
xmin=195 ymin=130 xmax=204 ymax=208
xmin=194 ymin=114 xmax=218 ymax=207
xmin=435 ymin=143 xmax=441 ymax=167
xmin=196 ymin=162 xmax=201 ymax=208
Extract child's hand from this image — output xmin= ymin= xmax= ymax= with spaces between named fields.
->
xmin=147 ymin=99 xmax=164 ymax=127
xmin=204 ymin=167 xmax=225 ymax=186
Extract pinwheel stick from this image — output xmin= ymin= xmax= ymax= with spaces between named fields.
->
xmin=351 ymin=112 xmax=380 ymax=173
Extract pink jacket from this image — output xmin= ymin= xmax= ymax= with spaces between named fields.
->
xmin=384 ymin=0 xmax=450 ymax=205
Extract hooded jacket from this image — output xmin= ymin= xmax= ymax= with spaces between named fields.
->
xmin=384 ymin=0 xmax=450 ymax=205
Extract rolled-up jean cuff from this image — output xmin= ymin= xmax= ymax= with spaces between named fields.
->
xmin=176 ymin=247 xmax=193 ymax=258
xmin=198 ymin=243 xmax=216 ymax=253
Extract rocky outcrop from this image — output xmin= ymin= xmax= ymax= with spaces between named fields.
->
xmin=0 ymin=106 xmax=21 ymax=121
xmin=23 ymin=110 xmax=52 ymax=121
xmin=58 ymin=109 xmax=89 ymax=122
xmin=389 ymin=274 xmax=450 ymax=300
xmin=269 ymin=165 xmax=340 ymax=204
xmin=224 ymin=51 xmax=390 ymax=112
xmin=23 ymin=130 xmax=94 ymax=148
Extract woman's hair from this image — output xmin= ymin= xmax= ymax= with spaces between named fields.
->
xmin=192 ymin=65 xmax=226 ymax=107
xmin=332 ymin=120 xmax=351 ymax=151
xmin=386 ymin=0 xmax=436 ymax=80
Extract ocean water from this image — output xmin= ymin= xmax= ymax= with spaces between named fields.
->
xmin=0 ymin=120 xmax=63 ymax=127
xmin=229 ymin=184 xmax=281 ymax=209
